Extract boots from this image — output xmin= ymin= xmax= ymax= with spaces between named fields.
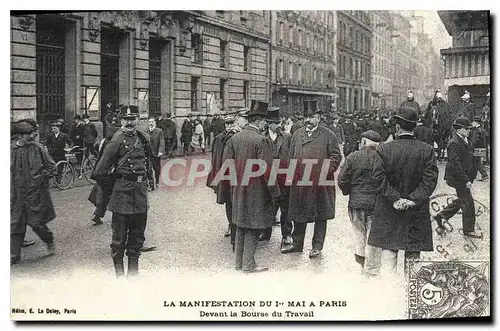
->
xmin=127 ymin=257 xmax=139 ymax=277
xmin=113 ymin=258 xmax=125 ymax=278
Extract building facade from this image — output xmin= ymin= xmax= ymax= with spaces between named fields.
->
xmin=370 ymin=10 xmax=393 ymax=110
xmin=270 ymin=10 xmax=336 ymax=117
xmin=438 ymin=10 xmax=490 ymax=112
xmin=391 ymin=12 xmax=412 ymax=110
xmin=336 ymin=10 xmax=372 ymax=114
xmin=11 ymin=10 xmax=270 ymax=138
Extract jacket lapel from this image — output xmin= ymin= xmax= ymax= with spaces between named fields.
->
xmin=302 ymin=127 xmax=320 ymax=145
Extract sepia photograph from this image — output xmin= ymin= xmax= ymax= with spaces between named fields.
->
xmin=9 ymin=7 xmax=491 ymax=322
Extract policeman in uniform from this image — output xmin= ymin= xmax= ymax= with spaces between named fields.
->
xmin=92 ymin=105 xmax=152 ymax=278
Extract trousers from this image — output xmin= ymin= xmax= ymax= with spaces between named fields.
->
xmin=11 ymin=209 xmax=54 ymax=262
xmin=438 ymin=186 xmax=476 ymax=232
xmin=111 ymin=212 xmax=147 ymax=259
xmin=225 ymin=201 xmax=236 ymax=246
xmin=377 ymin=250 xmax=421 ymax=276
xmin=150 ymin=156 xmax=161 ymax=186
xmin=292 ymin=220 xmax=327 ymax=251
xmin=261 ymin=192 xmax=292 ymax=240
xmin=235 ymin=227 xmax=262 ymax=271
xmin=347 ymin=208 xmax=382 ymax=275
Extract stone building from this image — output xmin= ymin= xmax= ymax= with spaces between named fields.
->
xmin=391 ymin=12 xmax=412 ymax=110
xmin=336 ymin=10 xmax=372 ymax=114
xmin=270 ymin=10 xmax=336 ymax=117
xmin=438 ymin=10 xmax=490 ymax=113
xmin=11 ymin=10 xmax=270 ymax=139
xmin=370 ymin=10 xmax=393 ymax=110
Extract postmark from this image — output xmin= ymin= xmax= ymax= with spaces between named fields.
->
xmin=408 ymin=260 xmax=490 ymax=319
xmin=422 ymin=193 xmax=490 ymax=261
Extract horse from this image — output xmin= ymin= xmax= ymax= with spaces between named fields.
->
xmin=426 ymin=105 xmax=450 ymax=161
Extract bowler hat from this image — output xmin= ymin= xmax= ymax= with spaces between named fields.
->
xmin=453 ymin=116 xmax=473 ymax=129
xmin=266 ymin=107 xmax=281 ymax=123
xmin=49 ymin=121 xmax=62 ymax=127
xmin=120 ymin=105 xmax=139 ymax=119
xmin=249 ymin=100 xmax=268 ymax=117
xmin=394 ymin=107 xmax=418 ymax=123
xmin=361 ymin=130 xmax=382 ymax=143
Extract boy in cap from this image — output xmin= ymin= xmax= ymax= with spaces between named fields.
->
xmin=433 ymin=116 xmax=483 ymax=239
xmin=338 ymin=130 xmax=383 ymax=276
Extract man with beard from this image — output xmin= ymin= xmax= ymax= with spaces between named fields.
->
xmin=207 ymin=114 xmax=241 ymax=247
xmin=368 ymin=107 xmax=438 ymax=276
xmin=258 ymin=107 xmax=292 ymax=248
xmin=223 ymin=100 xmax=281 ymax=273
xmin=92 ymin=105 xmax=153 ymax=278
xmin=281 ymin=100 xmax=342 ymax=258
xmin=147 ymin=117 xmax=165 ymax=190
xmin=11 ymin=120 xmax=57 ymax=265
xmin=158 ymin=113 xmax=177 ymax=158
xmin=400 ymin=90 xmax=421 ymax=115
xmin=433 ymin=117 xmax=483 ymax=239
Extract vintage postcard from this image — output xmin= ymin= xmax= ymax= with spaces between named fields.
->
xmin=10 ymin=9 xmax=491 ymax=321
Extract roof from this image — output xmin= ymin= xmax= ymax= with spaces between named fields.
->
xmin=438 ymin=11 xmax=490 ymax=36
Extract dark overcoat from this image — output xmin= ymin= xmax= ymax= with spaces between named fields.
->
xmin=207 ymin=129 xmax=238 ymax=204
xmin=265 ymin=130 xmax=292 ymax=188
xmin=400 ymin=99 xmax=421 ymax=113
xmin=414 ymin=124 xmax=434 ymax=146
xmin=92 ymin=129 xmax=151 ymax=215
xmin=444 ymin=133 xmax=476 ymax=188
xmin=148 ymin=127 xmax=165 ymax=156
xmin=222 ymin=126 xmax=281 ymax=229
xmin=287 ymin=125 xmax=342 ymax=223
xmin=46 ymin=132 xmax=71 ymax=162
xmin=368 ymin=135 xmax=438 ymax=251
xmin=181 ymin=119 xmax=194 ymax=143
xmin=11 ymin=141 xmax=57 ymax=227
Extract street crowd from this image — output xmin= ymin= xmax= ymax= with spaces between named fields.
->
xmin=11 ymin=89 xmax=490 ymax=279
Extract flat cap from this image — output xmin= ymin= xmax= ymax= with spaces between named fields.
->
xmin=394 ymin=107 xmax=418 ymax=123
xmin=361 ymin=130 xmax=382 ymax=143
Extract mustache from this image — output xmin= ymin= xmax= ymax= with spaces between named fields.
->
xmin=125 ymin=124 xmax=135 ymax=128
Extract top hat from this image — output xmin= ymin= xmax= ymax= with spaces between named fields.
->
xmin=453 ymin=116 xmax=473 ymax=129
xmin=249 ymin=100 xmax=269 ymax=117
xmin=120 ymin=105 xmax=139 ymax=119
xmin=394 ymin=106 xmax=418 ymax=123
xmin=266 ymin=107 xmax=281 ymax=123
xmin=303 ymin=99 xmax=321 ymax=116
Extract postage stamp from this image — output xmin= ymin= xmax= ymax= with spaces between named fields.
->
xmin=421 ymin=193 xmax=490 ymax=261
xmin=407 ymin=260 xmax=490 ymax=319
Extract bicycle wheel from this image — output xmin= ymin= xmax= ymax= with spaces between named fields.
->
xmin=54 ymin=160 xmax=75 ymax=190
xmin=82 ymin=155 xmax=96 ymax=185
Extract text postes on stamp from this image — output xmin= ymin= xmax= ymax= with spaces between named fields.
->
xmin=408 ymin=260 xmax=490 ymax=319
xmin=423 ymin=193 xmax=490 ymax=261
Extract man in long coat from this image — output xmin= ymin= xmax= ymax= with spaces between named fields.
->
xmin=11 ymin=121 xmax=57 ymax=265
xmin=259 ymin=107 xmax=292 ymax=247
xmin=400 ymin=90 xmax=421 ymax=114
xmin=207 ymin=114 xmax=241 ymax=246
xmin=433 ymin=116 xmax=482 ymax=239
xmin=158 ymin=113 xmax=177 ymax=158
xmin=222 ymin=100 xmax=281 ymax=273
xmin=368 ymin=107 xmax=438 ymax=276
xmin=281 ymin=100 xmax=342 ymax=258
xmin=181 ymin=115 xmax=195 ymax=156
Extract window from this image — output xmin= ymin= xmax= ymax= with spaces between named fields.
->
xmin=191 ymin=76 xmax=199 ymax=111
xmin=220 ymin=40 xmax=227 ymax=68
xmin=243 ymin=81 xmax=250 ymax=107
xmin=298 ymin=63 xmax=302 ymax=83
xmin=191 ymin=33 xmax=202 ymax=64
xmin=288 ymin=61 xmax=293 ymax=81
xmin=279 ymin=22 xmax=284 ymax=43
xmin=219 ymin=79 xmax=227 ymax=110
xmin=240 ymin=10 xmax=248 ymax=24
xmin=149 ymin=39 xmax=162 ymax=118
xmin=306 ymin=33 xmax=311 ymax=51
xmin=244 ymin=46 xmax=251 ymax=72
xmin=298 ymin=29 xmax=302 ymax=47
xmin=279 ymin=59 xmax=284 ymax=80
xmin=339 ymin=22 xmax=344 ymax=44
xmin=289 ymin=25 xmax=293 ymax=45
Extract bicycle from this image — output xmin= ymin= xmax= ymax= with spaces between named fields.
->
xmin=54 ymin=146 xmax=97 ymax=190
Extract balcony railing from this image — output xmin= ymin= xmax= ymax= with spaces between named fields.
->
xmin=441 ymin=46 xmax=489 ymax=79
